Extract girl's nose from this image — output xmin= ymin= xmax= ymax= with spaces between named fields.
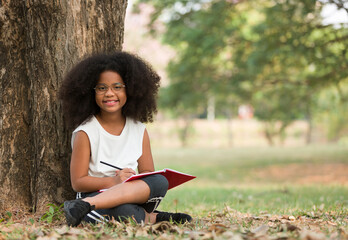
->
xmin=105 ymin=87 xmax=116 ymax=96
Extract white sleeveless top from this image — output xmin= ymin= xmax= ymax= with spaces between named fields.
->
xmin=71 ymin=116 xmax=146 ymax=178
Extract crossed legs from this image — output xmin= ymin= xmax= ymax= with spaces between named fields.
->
xmin=82 ymin=179 xmax=158 ymax=223
xmin=64 ymin=174 xmax=192 ymax=226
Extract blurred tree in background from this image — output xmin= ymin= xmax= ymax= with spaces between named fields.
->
xmin=135 ymin=0 xmax=348 ymax=145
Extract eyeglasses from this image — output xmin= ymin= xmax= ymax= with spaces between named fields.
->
xmin=94 ymin=83 xmax=126 ymax=94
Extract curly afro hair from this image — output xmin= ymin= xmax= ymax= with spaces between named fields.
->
xmin=59 ymin=52 xmax=161 ymax=129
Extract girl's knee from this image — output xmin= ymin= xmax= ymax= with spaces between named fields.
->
xmin=144 ymin=174 xmax=168 ymax=197
xmin=155 ymin=174 xmax=169 ymax=192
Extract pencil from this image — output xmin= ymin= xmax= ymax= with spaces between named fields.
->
xmin=100 ymin=161 xmax=123 ymax=170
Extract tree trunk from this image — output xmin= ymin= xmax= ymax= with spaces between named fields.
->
xmin=224 ymin=108 xmax=233 ymax=147
xmin=263 ymin=122 xmax=275 ymax=146
xmin=178 ymin=115 xmax=194 ymax=148
xmin=305 ymin=113 xmax=313 ymax=145
xmin=207 ymin=94 xmax=215 ymax=121
xmin=0 ymin=0 xmax=127 ymax=213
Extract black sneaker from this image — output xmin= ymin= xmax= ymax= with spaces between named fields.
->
xmin=64 ymin=199 xmax=94 ymax=227
xmin=155 ymin=211 xmax=192 ymax=224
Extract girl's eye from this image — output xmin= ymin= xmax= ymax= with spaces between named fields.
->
xmin=97 ymin=86 xmax=107 ymax=91
xmin=113 ymin=86 xmax=122 ymax=90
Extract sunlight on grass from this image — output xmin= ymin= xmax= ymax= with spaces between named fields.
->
xmin=159 ymin=185 xmax=348 ymax=217
xmin=153 ymin=145 xmax=348 ymax=183
xmin=153 ymin=145 xmax=348 ymax=217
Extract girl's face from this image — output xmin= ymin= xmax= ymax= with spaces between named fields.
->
xmin=95 ymin=71 xmax=127 ymax=116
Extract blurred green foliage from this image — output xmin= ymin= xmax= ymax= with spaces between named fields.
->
xmin=135 ymin=0 xmax=348 ymax=143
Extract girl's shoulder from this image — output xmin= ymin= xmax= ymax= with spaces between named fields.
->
xmin=73 ymin=116 xmax=98 ymax=134
xmin=71 ymin=116 xmax=99 ymax=148
xmin=126 ymin=117 xmax=146 ymax=131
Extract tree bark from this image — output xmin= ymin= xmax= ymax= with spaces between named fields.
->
xmin=0 ymin=0 xmax=127 ymax=212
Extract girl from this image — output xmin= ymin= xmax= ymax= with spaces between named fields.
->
xmin=59 ymin=52 xmax=192 ymax=227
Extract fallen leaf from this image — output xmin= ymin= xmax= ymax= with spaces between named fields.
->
xmin=29 ymin=227 xmax=45 ymax=237
xmin=54 ymin=226 xmax=69 ymax=235
xmin=152 ymin=221 xmax=175 ymax=233
xmin=67 ymin=228 xmax=83 ymax=235
xmin=186 ymin=230 xmax=207 ymax=238
xmin=157 ymin=233 xmax=176 ymax=240
xmin=0 ymin=227 xmax=12 ymax=233
xmin=300 ymin=230 xmax=326 ymax=240
xmin=274 ymin=232 xmax=290 ymax=239
xmin=45 ymin=231 xmax=61 ymax=239
xmin=125 ymin=226 xmax=134 ymax=236
xmin=268 ymin=222 xmax=277 ymax=228
xmin=208 ymin=223 xmax=228 ymax=235
xmin=135 ymin=226 xmax=149 ymax=237
xmin=251 ymin=224 xmax=269 ymax=237
xmin=286 ymin=223 xmax=300 ymax=232
xmin=327 ymin=221 xmax=337 ymax=226
xmin=201 ymin=232 xmax=214 ymax=240
xmin=223 ymin=231 xmax=243 ymax=240
xmin=36 ymin=237 xmax=53 ymax=240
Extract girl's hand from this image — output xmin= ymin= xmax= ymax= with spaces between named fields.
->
xmin=114 ymin=168 xmax=136 ymax=183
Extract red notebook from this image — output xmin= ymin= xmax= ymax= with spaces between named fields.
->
xmin=124 ymin=169 xmax=196 ymax=190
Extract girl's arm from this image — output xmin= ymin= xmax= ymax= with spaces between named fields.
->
xmin=137 ymin=129 xmax=155 ymax=174
xmin=70 ymin=131 xmax=135 ymax=192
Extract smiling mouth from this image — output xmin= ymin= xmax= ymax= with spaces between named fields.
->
xmin=103 ymin=100 xmax=120 ymax=106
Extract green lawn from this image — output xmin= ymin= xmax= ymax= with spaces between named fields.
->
xmin=153 ymin=145 xmax=348 ymax=216
xmin=160 ymin=185 xmax=348 ymax=216
xmin=153 ymin=145 xmax=348 ymax=180
xmin=1 ymin=144 xmax=347 ymax=239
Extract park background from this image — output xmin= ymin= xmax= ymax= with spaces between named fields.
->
xmin=0 ymin=0 xmax=347 ymax=239
xmin=124 ymin=0 xmax=348 ymax=148
xmin=122 ymin=0 xmax=348 ymax=238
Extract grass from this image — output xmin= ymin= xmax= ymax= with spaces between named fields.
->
xmin=150 ymin=145 xmax=348 ymax=195
xmin=153 ymin=145 xmax=348 ymax=215
xmin=1 ymin=144 xmax=347 ymax=239
xmin=153 ymin=144 xmax=348 ymax=182
xmin=160 ymin=185 xmax=348 ymax=216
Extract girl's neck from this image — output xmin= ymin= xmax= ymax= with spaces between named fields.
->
xmin=96 ymin=111 xmax=125 ymax=125
xmin=95 ymin=112 xmax=126 ymax=136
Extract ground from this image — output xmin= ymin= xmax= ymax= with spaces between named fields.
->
xmin=1 ymin=145 xmax=347 ymax=239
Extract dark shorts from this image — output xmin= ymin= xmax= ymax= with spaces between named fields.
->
xmin=77 ymin=174 xmax=169 ymax=223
